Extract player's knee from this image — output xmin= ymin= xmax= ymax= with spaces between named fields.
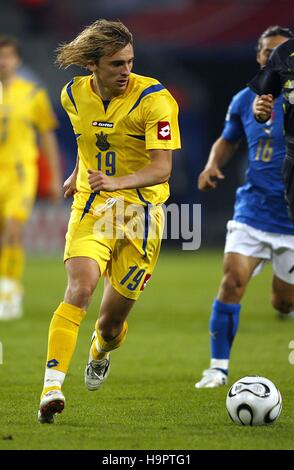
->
xmin=97 ymin=315 xmax=123 ymax=341
xmin=219 ymin=271 xmax=246 ymax=302
xmin=65 ymin=281 xmax=95 ymax=309
xmin=3 ymin=222 xmax=23 ymax=245
xmin=272 ymin=294 xmax=294 ymax=314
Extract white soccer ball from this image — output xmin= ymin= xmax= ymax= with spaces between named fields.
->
xmin=226 ymin=376 xmax=282 ymax=426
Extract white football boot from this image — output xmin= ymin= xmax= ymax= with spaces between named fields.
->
xmin=38 ymin=389 xmax=65 ymax=424
xmin=84 ymin=332 xmax=110 ymax=391
xmin=195 ymin=368 xmax=228 ymax=389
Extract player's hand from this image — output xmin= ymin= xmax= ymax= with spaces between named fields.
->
xmin=253 ymin=94 xmax=273 ymax=122
xmin=63 ymin=172 xmax=77 ymax=198
xmin=88 ymin=169 xmax=119 ymax=192
xmin=198 ymin=166 xmax=224 ymax=191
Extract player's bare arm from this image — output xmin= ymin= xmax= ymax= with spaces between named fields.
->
xmin=253 ymin=94 xmax=274 ymax=122
xmin=63 ymin=154 xmax=79 ymax=198
xmin=40 ymin=130 xmax=62 ymax=202
xmin=198 ymin=137 xmax=239 ymax=191
xmin=87 ymin=149 xmax=172 ymax=192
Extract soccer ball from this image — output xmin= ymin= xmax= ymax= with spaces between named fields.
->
xmin=226 ymin=376 xmax=282 ymax=426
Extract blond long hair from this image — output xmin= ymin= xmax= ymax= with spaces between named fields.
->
xmin=56 ymin=19 xmax=133 ymax=68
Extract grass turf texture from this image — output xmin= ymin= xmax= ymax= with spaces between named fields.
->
xmin=0 ymin=250 xmax=293 ymax=450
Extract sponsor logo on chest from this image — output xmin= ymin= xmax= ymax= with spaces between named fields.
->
xmin=92 ymin=121 xmax=114 ymax=128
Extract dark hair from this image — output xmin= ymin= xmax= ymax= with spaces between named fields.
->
xmin=0 ymin=35 xmax=22 ymax=57
xmin=257 ymin=25 xmax=294 ymax=51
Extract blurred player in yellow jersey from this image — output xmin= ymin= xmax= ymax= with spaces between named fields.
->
xmin=0 ymin=36 xmax=62 ymax=320
xmin=38 ymin=19 xmax=181 ymax=423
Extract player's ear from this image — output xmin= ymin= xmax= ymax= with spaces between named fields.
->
xmin=256 ymin=51 xmax=261 ymax=66
xmin=87 ymin=61 xmax=97 ymax=72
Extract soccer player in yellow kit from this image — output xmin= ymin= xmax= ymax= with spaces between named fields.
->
xmin=38 ymin=19 xmax=181 ymax=423
xmin=0 ymin=36 xmax=61 ymax=320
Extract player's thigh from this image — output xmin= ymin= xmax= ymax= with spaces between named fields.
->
xmin=218 ymin=253 xmax=261 ymax=302
xmin=99 ymin=276 xmax=135 ymax=325
xmin=272 ymin=275 xmax=294 ymax=313
xmin=6 ymin=163 xmax=38 ymax=223
xmin=65 ymin=256 xmax=101 ymax=299
xmin=272 ymin=246 xmax=294 ymax=286
xmin=108 ymin=240 xmax=160 ymax=302
xmin=0 ymin=171 xmax=10 ymax=235
xmin=272 ymin=248 xmax=294 ymax=311
xmin=64 ymin=193 xmax=114 ymax=277
xmin=107 ymin=206 xmax=163 ymax=302
xmin=222 ymin=221 xmax=271 ymax=288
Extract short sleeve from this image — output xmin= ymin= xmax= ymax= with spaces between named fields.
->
xmin=61 ymin=81 xmax=81 ymax=134
xmin=222 ymin=94 xmax=244 ymax=142
xmin=142 ymin=91 xmax=181 ymax=150
xmin=31 ymin=88 xmax=58 ymax=133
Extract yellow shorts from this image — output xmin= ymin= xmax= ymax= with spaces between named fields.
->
xmin=64 ymin=192 xmax=165 ymax=300
xmin=0 ymin=163 xmax=38 ymax=222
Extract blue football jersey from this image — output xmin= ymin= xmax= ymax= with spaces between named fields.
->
xmin=222 ymin=87 xmax=294 ymax=235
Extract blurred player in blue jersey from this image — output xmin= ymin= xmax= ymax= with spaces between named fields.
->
xmin=195 ymin=26 xmax=294 ymax=389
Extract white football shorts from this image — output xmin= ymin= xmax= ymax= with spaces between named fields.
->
xmin=224 ymin=220 xmax=294 ymax=284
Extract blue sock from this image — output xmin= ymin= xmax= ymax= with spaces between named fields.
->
xmin=209 ymin=299 xmax=241 ymax=373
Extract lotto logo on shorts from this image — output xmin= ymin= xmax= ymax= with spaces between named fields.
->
xmin=158 ymin=122 xmax=171 ymax=140
xmin=140 ymin=274 xmax=152 ymax=291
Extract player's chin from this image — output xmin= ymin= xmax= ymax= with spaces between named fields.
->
xmin=115 ymin=81 xmax=128 ymax=92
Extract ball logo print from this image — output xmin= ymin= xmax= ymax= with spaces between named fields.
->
xmin=158 ymin=122 xmax=171 ymax=140
xmin=226 ymin=376 xmax=282 ymax=426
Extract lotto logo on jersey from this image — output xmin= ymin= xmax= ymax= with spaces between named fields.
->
xmin=92 ymin=121 xmax=114 ymax=128
xmin=158 ymin=122 xmax=171 ymax=140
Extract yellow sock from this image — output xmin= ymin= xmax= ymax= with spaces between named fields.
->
xmin=0 ymin=245 xmax=25 ymax=281
xmin=45 ymin=302 xmax=86 ymax=375
xmin=91 ymin=321 xmax=128 ymax=360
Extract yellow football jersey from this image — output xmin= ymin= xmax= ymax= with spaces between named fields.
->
xmin=0 ymin=76 xmax=58 ymax=169
xmin=61 ymin=72 xmax=181 ymax=205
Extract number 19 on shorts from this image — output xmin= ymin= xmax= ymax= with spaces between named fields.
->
xmin=120 ymin=266 xmax=151 ymax=292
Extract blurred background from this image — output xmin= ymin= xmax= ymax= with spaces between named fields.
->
xmin=2 ymin=0 xmax=294 ymax=252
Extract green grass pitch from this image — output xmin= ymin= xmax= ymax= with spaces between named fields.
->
xmin=0 ymin=250 xmax=293 ymax=450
